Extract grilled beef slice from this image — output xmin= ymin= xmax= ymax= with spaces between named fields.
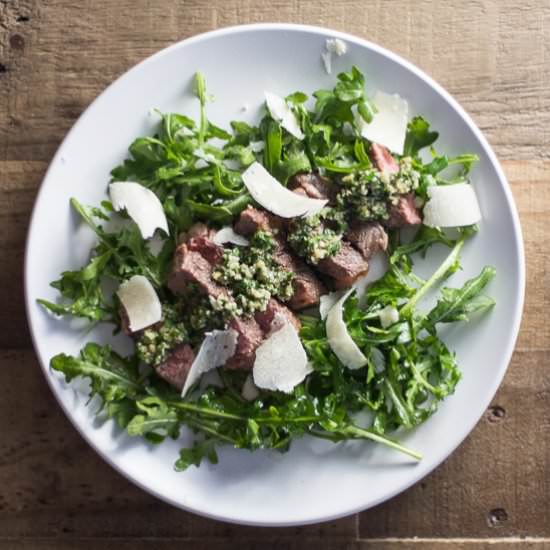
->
xmin=369 ymin=143 xmax=400 ymax=174
xmin=155 ymin=343 xmax=195 ymax=391
xmin=346 ymin=221 xmax=388 ymax=260
xmin=386 ymin=193 xmax=422 ymax=228
xmin=287 ymin=172 xmax=335 ymax=201
xmin=318 ymin=241 xmax=369 ymax=288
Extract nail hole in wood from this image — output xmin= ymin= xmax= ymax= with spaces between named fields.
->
xmin=0 ymin=63 xmax=7 ymax=73
xmin=488 ymin=507 xmax=508 ymax=527
xmin=486 ymin=405 xmax=506 ymax=423
xmin=10 ymin=33 xmax=25 ymax=51
xmin=16 ymin=15 xmax=30 ymax=22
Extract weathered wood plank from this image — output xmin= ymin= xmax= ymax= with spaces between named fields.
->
xmin=0 ymin=348 xmax=547 ymax=538
xmin=3 ymin=160 xmax=547 ymax=350
xmin=0 ymin=0 xmax=549 ymax=161
xmin=359 ymin=350 xmax=550 ymax=538
xmin=0 ymin=539 xmax=549 ymax=550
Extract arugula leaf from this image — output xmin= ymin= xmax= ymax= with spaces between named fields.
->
xmin=51 ymin=343 xmax=141 ymax=404
xmin=425 ymin=266 xmax=496 ymax=328
xmin=404 ymin=116 xmax=439 ymax=157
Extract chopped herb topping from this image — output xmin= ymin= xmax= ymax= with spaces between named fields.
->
xmin=136 ymin=304 xmax=188 ymax=366
xmin=337 ymin=157 xmax=421 ymax=221
xmin=288 ymin=207 xmax=348 ymax=264
xmin=212 ymin=231 xmax=294 ymax=317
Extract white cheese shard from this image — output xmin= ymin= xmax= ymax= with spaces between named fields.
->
xmin=319 ymin=290 xmax=347 ymax=320
xmin=264 ymin=91 xmax=304 ymax=140
xmin=253 ymin=319 xmax=312 ymax=393
xmin=423 ymin=183 xmax=482 ymax=228
xmin=213 ymin=226 xmax=250 ymax=246
xmin=241 ymin=374 xmax=260 ymax=401
xmin=181 ymin=329 xmax=238 ymax=398
xmin=116 ymin=275 xmax=162 ymax=332
xmin=379 ymin=305 xmax=399 ymax=328
xmin=358 ymin=91 xmax=409 ymax=155
xmin=371 ymin=348 xmax=386 ymax=374
xmin=325 ymin=289 xmax=368 ymax=370
xmin=241 ymin=162 xmax=327 ymax=218
xmin=249 ymin=140 xmax=265 ymax=152
xmin=322 ymin=38 xmax=348 ymax=74
xmin=109 ymin=181 xmax=169 ymax=239
xmin=352 ymin=252 xmax=389 ymax=307
xmin=327 ymin=38 xmax=348 ymax=56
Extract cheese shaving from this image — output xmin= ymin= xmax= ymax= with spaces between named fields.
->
xmin=241 ymin=162 xmax=327 ymax=218
xmin=241 ymin=374 xmax=260 ymax=401
xmin=212 ymin=226 xmax=250 ymax=246
xmin=253 ymin=319 xmax=312 ymax=393
xmin=109 ymin=181 xmax=169 ymax=239
xmin=264 ymin=91 xmax=305 ymax=140
xmin=116 ymin=275 xmax=162 ymax=332
xmin=423 ymin=183 xmax=482 ymax=228
xmin=181 ymin=329 xmax=238 ymax=398
xmin=357 ymin=91 xmax=409 ymax=155
xmin=319 ymin=290 xmax=347 ymax=320
xmin=325 ymin=289 xmax=368 ymax=370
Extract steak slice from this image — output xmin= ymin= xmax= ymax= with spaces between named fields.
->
xmin=254 ymin=298 xmax=301 ymax=335
xmin=318 ymin=241 xmax=369 ymax=288
xmin=288 ymin=172 xmax=335 ymax=201
xmin=168 ymin=243 xmax=228 ymax=298
xmin=234 ymin=207 xmax=325 ymax=309
xmin=187 ymin=235 xmax=224 ymax=265
xmin=387 ymin=193 xmax=422 ymax=228
xmin=224 ymin=317 xmax=264 ymax=370
xmin=234 ymin=206 xmax=286 ymax=237
xmin=346 ymin=221 xmax=389 ymax=260
xmin=177 ymin=222 xmax=216 ymax=244
xmin=155 ymin=343 xmax=195 ymax=391
xmin=369 ymin=143 xmax=400 ymax=174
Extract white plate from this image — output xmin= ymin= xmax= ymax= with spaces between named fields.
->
xmin=25 ymin=23 xmax=525 ymax=526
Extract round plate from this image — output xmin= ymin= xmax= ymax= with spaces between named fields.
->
xmin=25 ymin=23 xmax=525 ymax=526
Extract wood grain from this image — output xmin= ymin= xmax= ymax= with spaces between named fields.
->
xmin=1 ymin=0 xmax=549 ymax=546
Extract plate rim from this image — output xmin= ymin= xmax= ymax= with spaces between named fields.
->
xmin=24 ymin=22 xmax=526 ymax=526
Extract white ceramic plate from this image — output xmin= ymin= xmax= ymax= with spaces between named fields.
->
xmin=25 ymin=23 xmax=525 ymax=526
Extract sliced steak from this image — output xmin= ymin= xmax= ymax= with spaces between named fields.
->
xmin=318 ymin=241 xmax=369 ymax=288
xmin=155 ymin=343 xmax=195 ymax=390
xmin=255 ymin=298 xmax=301 ymax=334
xmin=168 ymin=244 xmax=228 ymax=298
xmin=225 ymin=317 xmax=264 ymax=370
xmin=386 ymin=193 xmax=422 ymax=228
xmin=346 ymin=221 xmax=388 ymax=260
xmin=187 ymin=235 xmax=224 ymax=265
xmin=234 ymin=207 xmax=325 ymax=309
xmin=234 ymin=206 xmax=286 ymax=237
xmin=369 ymin=143 xmax=400 ymax=174
xmin=272 ymin=241 xmax=325 ymax=309
xmin=288 ymin=172 xmax=335 ymax=201
xmin=177 ymin=222 xmax=216 ymax=244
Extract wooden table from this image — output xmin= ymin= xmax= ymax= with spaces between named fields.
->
xmin=1 ymin=1 xmax=549 ymax=548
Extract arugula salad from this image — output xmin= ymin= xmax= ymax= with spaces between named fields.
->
xmin=39 ymin=66 xmax=495 ymax=469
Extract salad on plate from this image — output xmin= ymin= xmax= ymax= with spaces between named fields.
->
xmin=39 ymin=65 xmax=495 ymax=470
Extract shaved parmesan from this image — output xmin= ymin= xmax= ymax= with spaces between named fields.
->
xmin=250 ymin=140 xmax=265 ymax=152
xmin=241 ymin=162 xmax=327 ymax=218
xmin=264 ymin=91 xmax=304 ymax=140
xmin=253 ymin=320 xmax=312 ymax=393
xmin=109 ymin=181 xmax=169 ymax=239
xmin=325 ymin=289 xmax=368 ymax=370
xmin=241 ymin=374 xmax=260 ymax=401
xmin=319 ymin=290 xmax=347 ymax=320
xmin=423 ymin=183 xmax=482 ymax=228
xmin=117 ymin=275 xmax=162 ymax=332
xmin=352 ymin=252 xmax=389 ymax=307
xmin=322 ymin=38 xmax=348 ymax=74
xmin=181 ymin=329 xmax=238 ymax=397
xmin=379 ymin=305 xmax=399 ymax=328
xmin=358 ymin=91 xmax=409 ymax=155
xmin=213 ymin=226 xmax=250 ymax=246
xmin=371 ymin=348 xmax=386 ymax=373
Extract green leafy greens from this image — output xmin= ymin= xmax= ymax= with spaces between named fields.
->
xmin=39 ymin=68 xmax=495 ymax=471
